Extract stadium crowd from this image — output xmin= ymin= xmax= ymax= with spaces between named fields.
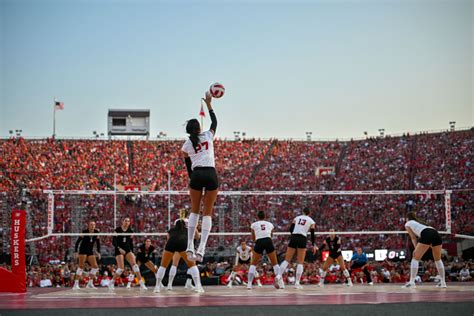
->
xmin=0 ymin=129 xmax=472 ymax=267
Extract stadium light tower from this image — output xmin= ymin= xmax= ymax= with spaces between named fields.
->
xmin=306 ymin=131 xmax=312 ymax=141
xmin=449 ymin=121 xmax=456 ymax=131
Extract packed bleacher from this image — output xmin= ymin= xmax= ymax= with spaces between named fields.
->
xmin=0 ymin=129 xmax=472 ymax=267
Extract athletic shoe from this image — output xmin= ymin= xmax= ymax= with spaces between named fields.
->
xmin=184 ymin=279 xmax=195 ymax=290
xmin=166 ymin=284 xmax=173 ymax=291
xmin=153 ymin=285 xmax=161 ymax=293
xmin=227 ymin=282 xmax=233 ymax=288
xmin=195 ymin=251 xmax=204 ymax=262
xmin=195 ymin=285 xmax=205 ymax=293
xmin=294 ymin=283 xmax=303 ymax=289
xmin=346 ymin=280 xmax=353 ymax=287
xmin=108 ymin=281 xmax=115 ymax=290
xmin=257 ymin=280 xmax=263 ymax=288
xmin=318 ymin=282 xmax=324 ymax=287
xmin=247 ymin=285 xmax=253 ymax=290
xmin=277 ymin=276 xmax=285 ymax=289
xmin=86 ymin=282 xmax=96 ymax=289
xmin=436 ymin=283 xmax=447 ymax=288
xmin=186 ymin=249 xmax=196 ymax=262
xmin=401 ymin=282 xmax=416 ymax=289
xmin=72 ymin=283 xmax=80 ymax=290
xmin=126 ymin=284 xmax=131 ymax=289
xmin=368 ymin=282 xmax=374 ymax=286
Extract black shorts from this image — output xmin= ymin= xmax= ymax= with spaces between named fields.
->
xmin=165 ymin=238 xmax=187 ymax=253
xmin=254 ymin=237 xmax=275 ymax=255
xmin=78 ymin=247 xmax=94 ymax=256
xmin=351 ymin=262 xmax=368 ymax=270
xmin=329 ymin=252 xmax=342 ymax=260
xmin=190 ymin=167 xmax=219 ymax=191
xmin=114 ymin=248 xmax=132 ymax=257
xmin=288 ymin=234 xmax=307 ymax=249
xmin=136 ymin=253 xmax=150 ymax=264
xmin=238 ymin=258 xmax=251 ymax=265
xmin=419 ymin=228 xmax=442 ymax=246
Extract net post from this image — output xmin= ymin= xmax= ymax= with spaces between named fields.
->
xmin=167 ymin=170 xmax=171 ymax=230
xmin=113 ymin=174 xmax=117 ymax=230
xmin=445 ymin=190 xmax=452 ymax=234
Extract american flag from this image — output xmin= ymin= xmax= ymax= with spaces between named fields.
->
xmin=55 ymin=101 xmax=64 ymax=110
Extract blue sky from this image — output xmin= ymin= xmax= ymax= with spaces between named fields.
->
xmin=0 ymin=0 xmax=472 ymax=139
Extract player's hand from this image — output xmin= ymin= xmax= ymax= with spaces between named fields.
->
xmin=119 ymin=248 xmax=126 ymax=255
xmin=202 ymin=91 xmax=212 ymax=107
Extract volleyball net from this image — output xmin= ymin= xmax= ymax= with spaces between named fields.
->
xmin=9 ymin=189 xmax=469 ymax=256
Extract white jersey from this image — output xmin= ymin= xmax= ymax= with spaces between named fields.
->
xmin=292 ymin=215 xmax=315 ymax=236
xmin=236 ymin=245 xmax=252 ymax=261
xmin=251 ymin=220 xmax=274 ymax=240
xmin=405 ymin=220 xmax=433 ymax=237
xmin=181 ymin=130 xmax=215 ymax=169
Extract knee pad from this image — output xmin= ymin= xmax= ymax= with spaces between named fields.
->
xmin=76 ymin=268 xmax=83 ymax=276
xmin=115 ymin=268 xmax=123 ymax=276
xmin=133 ymin=264 xmax=140 ymax=273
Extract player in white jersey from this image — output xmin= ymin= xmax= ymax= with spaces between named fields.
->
xmin=167 ymin=209 xmax=200 ymax=290
xmin=182 ymin=92 xmax=219 ymax=263
xmin=402 ymin=212 xmax=446 ymax=289
xmin=276 ymin=207 xmax=317 ymax=289
xmin=227 ymin=242 xmax=262 ymax=288
xmin=247 ymin=211 xmax=282 ymax=290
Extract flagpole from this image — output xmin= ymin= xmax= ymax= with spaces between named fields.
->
xmin=53 ymin=97 xmax=56 ymax=138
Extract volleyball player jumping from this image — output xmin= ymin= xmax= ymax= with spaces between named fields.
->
xmin=182 ymin=92 xmax=218 ymax=262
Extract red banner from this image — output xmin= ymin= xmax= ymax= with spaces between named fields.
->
xmin=0 ymin=209 xmax=26 ymax=292
xmin=11 ymin=209 xmax=26 ymax=276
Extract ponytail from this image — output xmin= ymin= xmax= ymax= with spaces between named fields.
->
xmin=186 ymin=119 xmax=201 ymax=153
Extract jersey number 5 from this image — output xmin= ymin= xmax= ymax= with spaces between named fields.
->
xmin=260 ymin=224 xmax=266 ymax=230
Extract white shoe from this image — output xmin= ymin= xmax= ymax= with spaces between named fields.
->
xmin=140 ymin=283 xmax=148 ymax=291
xmin=86 ymin=282 xmax=96 ymax=289
xmin=436 ymin=283 xmax=447 ymax=288
xmin=186 ymin=249 xmax=196 ymax=262
xmin=247 ymin=285 xmax=252 ymax=290
xmin=108 ymin=281 xmax=115 ymax=290
xmin=346 ymin=281 xmax=353 ymax=287
xmin=126 ymin=284 xmax=131 ymax=289
xmin=154 ymin=285 xmax=161 ymax=293
xmin=277 ymin=276 xmax=285 ymax=289
xmin=295 ymin=283 xmax=303 ymax=289
xmin=72 ymin=283 xmax=80 ymax=290
xmin=318 ymin=282 xmax=324 ymax=287
xmin=227 ymin=282 xmax=233 ymax=288
xmin=368 ymin=282 xmax=374 ymax=286
xmin=195 ymin=285 xmax=205 ymax=293
xmin=195 ymin=251 xmax=204 ymax=262
xmin=257 ymin=280 xmax=263 ymax=288
xmin=184 ymin=279 xmax=195 ymax=290
xmin=401 ymin=282 xmax=416 ymax=289
xmin=167 ymin=284 xmax=173 ymax=291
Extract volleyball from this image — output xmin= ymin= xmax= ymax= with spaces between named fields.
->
xmin=209 ymin=82 xmax=225 ymax=98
